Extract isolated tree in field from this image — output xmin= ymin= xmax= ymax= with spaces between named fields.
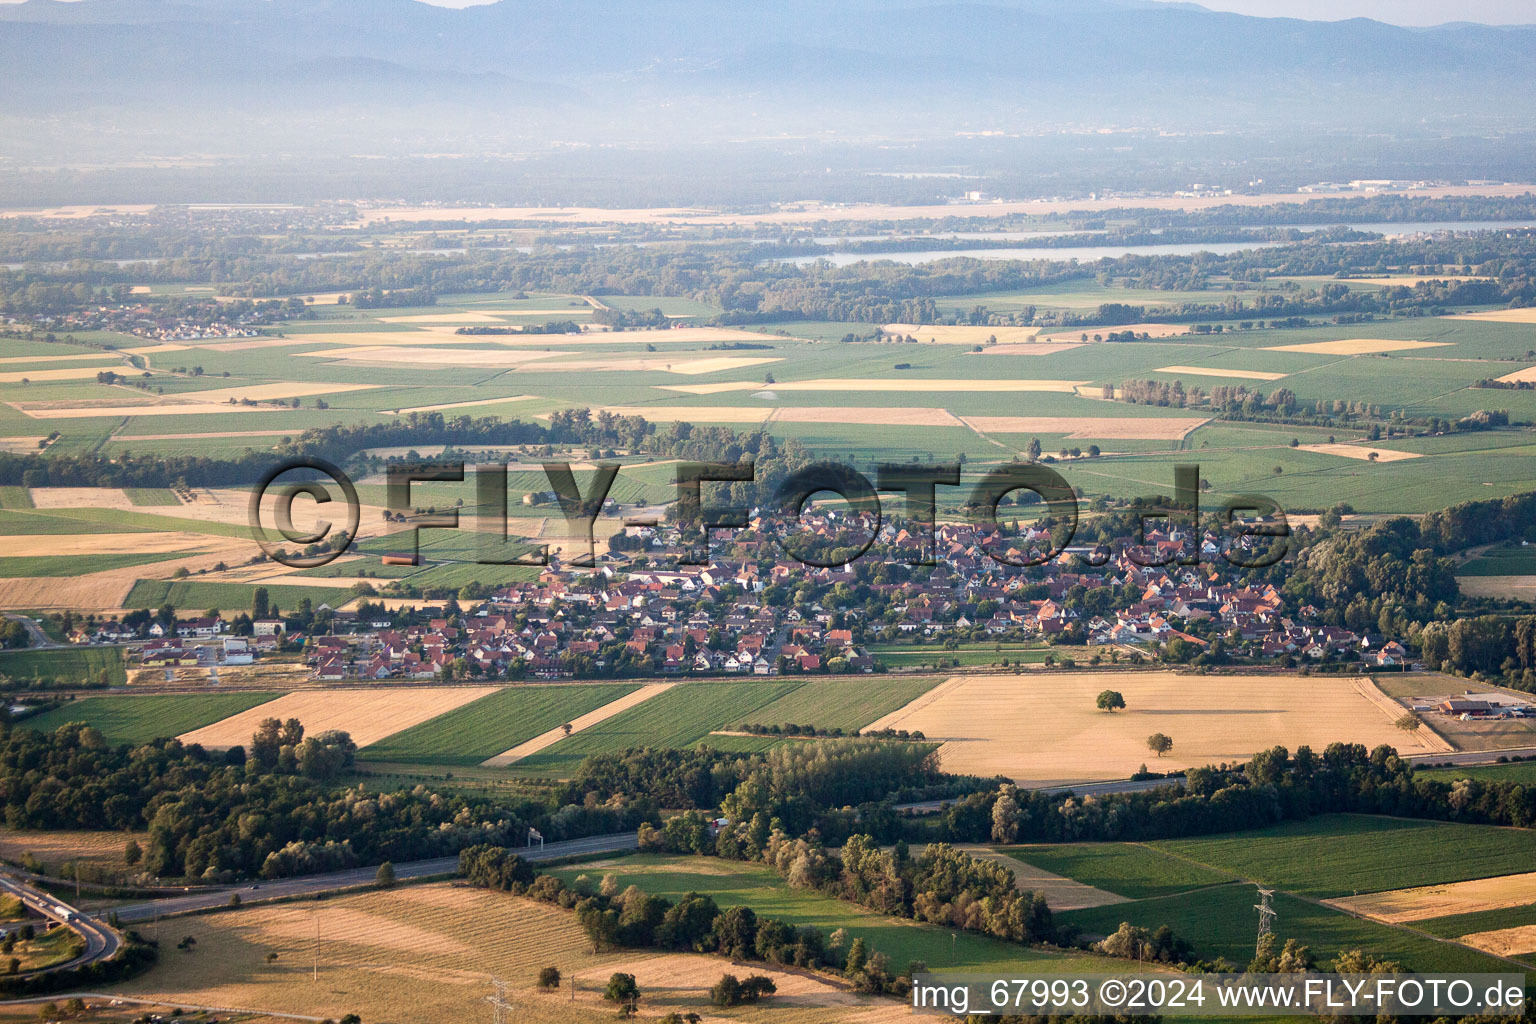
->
xmin=124 ymin=838 xmax=142 ymax=866
xmin=1096 ymin=689 xmax=1126 ymax=713
xmin=561 ymin=722 xmax=573 ymax=737
xmin=604 ymin=972 xmax=640 ymax=1005
xmin=375 ymin=861 xmax=395 ymax=888
xmin=1026 ymin=437 xmax=1043 ymax=461
xmin=537 ymin=966 xmax=561 ymax=989
xmin=1396 ymin=713 xmax=1422 ymax=734
xmin=1147 ymin=732 xmax=1173 ymax=757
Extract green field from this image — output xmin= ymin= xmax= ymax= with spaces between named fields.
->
xmin=732 ymin=675 xmax=943 ymax=732
xmin=550 ymin=854 xmax=1108 ymax=976
xmin=1059 ymin=883 xmax=1511 ymax=973
xmin=17 ymin=692 xmax=279 ymax=744
xmin=123 ymin=579 xmax=351 ymax=613
xmin=1151 ymin=814 xmax=1536 ymax=898
xmin=870 ymin=644 xmax=1053 ymax=669
xmin=359 ymin=684 xmax=640 ymax=765
xmin=1418 ymin=760 xmax=1536 ymax=784
xmin=1415 ymin=903 xmax=1536 ymax=941
xmin=0 ymin=486 xmax=35 ymax=509
xmin=123 ymin=487 xmax=183 ymax=506
xmin=0 ymin=646 xmax=126 ymax=685
xmin=1457 ymin=544 xmax=1536 ymax=577
xmin=1005 ymin=843 xmax=1237 ymax=899
xmin=0 ymin=551 xmax=190 ymax=577
xmin=513 ymin=681 xmax=806 ymax=774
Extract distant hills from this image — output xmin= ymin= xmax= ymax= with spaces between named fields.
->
xmin=2 ymin=0 xmax=1535 ymax=163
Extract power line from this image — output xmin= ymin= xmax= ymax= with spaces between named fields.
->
xmin=1254 ymin=886 xmax=1277 ymax=959
xmin=485 ymin=977 xmax=512 ymax=1024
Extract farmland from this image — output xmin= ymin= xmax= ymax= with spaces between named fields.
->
xmin=18 ymin=692 xmax=281 ymax=745
xmin=177 ymin=686 xmax=500 ymax=749
xmin=1004 ymin=843 xmax=1237 ymax=900
xmin=114 ymin=882 xmax=910 ymax=1024
xmin=510 ymin=681 xmax=808 ymax=774
xmin=861 ymin=673 xmax=1437 ymax=785
xmin=548 ymin=854 xmax=1108 ymax=978
xmin=1150 ymin=814 xmax=1536 ymax=898
xmin=1059 ymin=882 xmax=1510 ymax=974
xmin=358 ymin=683 xmax=641 ymax=766
xmin=0 ymin=646 xmax=126 ymax=685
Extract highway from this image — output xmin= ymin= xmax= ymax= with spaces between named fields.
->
xmin=112 ymin=830 xmax=639 ymax=924
xmin=0 ymin=870 xmax=120 ymax=976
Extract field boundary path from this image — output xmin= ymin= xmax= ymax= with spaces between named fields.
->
xmin=959 ymin=846 xmax=1129 ymax=911
xmin=1357 ymin=677 xmax=1454 ymax=753
xmin=480 ymin=681 xmax=678 ymax=766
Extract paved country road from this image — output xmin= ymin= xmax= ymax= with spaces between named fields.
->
xmin=112 ymin=831 xmax=639 ymax=924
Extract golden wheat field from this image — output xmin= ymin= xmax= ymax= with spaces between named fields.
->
xmin=863 ymin=673 xmax=1441 ymax=785
xmin=176 ymin=687 xmax=499 ymax=749
xmin=1458 ymin=926 xmax=1536 ymax=958
xmin=1297 ymin=443 xmax=1423 ymax=462
xmin=1154 ymin=365 xmax=1288 ymax=382
xmin=958 ymin=415 xmax=1208 ymax=440
xmin=881 ymin=323 xmax=1042 ymax=344
xmin=1262 ymin=338 xmax=1452 ymax=355
xmin=112 ymin=884 xmax=902 ymax=1024
xmin=1326 ymin=870 xmax=1536 ymax=923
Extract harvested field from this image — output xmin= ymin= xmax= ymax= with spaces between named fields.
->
xmin=1263 ymin=339 xmax=1452 ymax=355
xmin=862 ymin=672 xmax=1440 ymax=785
xmin=774 ymin=406 xmax=966 ymax=426
xmin=978 ymin=343 xmax=1085 ymax=356
xmin=1326 ymin=871 xmax=1536 ymax=924
xmin=882 ymin=323 xmax=1042 ymax=344
xmin=0 ymin=437 xmax=45 ymax=453
xmin=1348 ymin=276 xmax=1491 ymax=287
xmin=959 ymin=846 xmax=1127 ymax=911
xmin=0 ymin=531 xmax=212 ymax=556
xmin=1155 ymin=365 xmax=1288 ymax=381
xmin=481 ymin=682 xmax=677 ymax=766
xmin=560 ymin=405 xmax=772 ymax=424
xmin=1298 ymin=443 xmax=1424 ymax=462
xmin=117 ymin=884 xmax=891 ymax=1024
xmin=389 ymin=395 xmax=538 ymax=413
xmin=28 ymin=487 xmax=138 ymax=510
xmin=959 ymin=415 xmax=1207 ymax=440
xmin=164 ymin=381 xmax=379 ymax=403
xmin=1494 ymin=366 xmax=1536 ymax=384
xmin=1459 ymin=926 xmax=1536 ymax=958
xmin=17 ymin=402 xmax=289 ymax=420
xmin=1037 ymin=323 xmax=1192 ymax=343
xmin=177 ymin=686 xmax=500 ymax=749
xmin=303 ymin=345 xmax=781 ymax=375
xmin=663 ymin=378 xmax=1088 ymax=394
xmin=1457 ymin=576 xmax=1536 ymax=600
xmin=0 ymin=828 xmax=149 ymax=874
xmin=1447 ymin=308 xmax=1536 ymax=324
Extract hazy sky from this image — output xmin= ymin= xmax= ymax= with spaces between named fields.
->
xmin=0 ymin=0 xmax=1530 ymax=24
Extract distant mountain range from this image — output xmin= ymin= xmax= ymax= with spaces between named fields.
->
xmin=2 ymin=0 xmax=1535 ymax=151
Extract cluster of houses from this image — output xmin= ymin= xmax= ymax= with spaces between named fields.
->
xmin=82 ymin=509 xmax=1419 ymax=682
